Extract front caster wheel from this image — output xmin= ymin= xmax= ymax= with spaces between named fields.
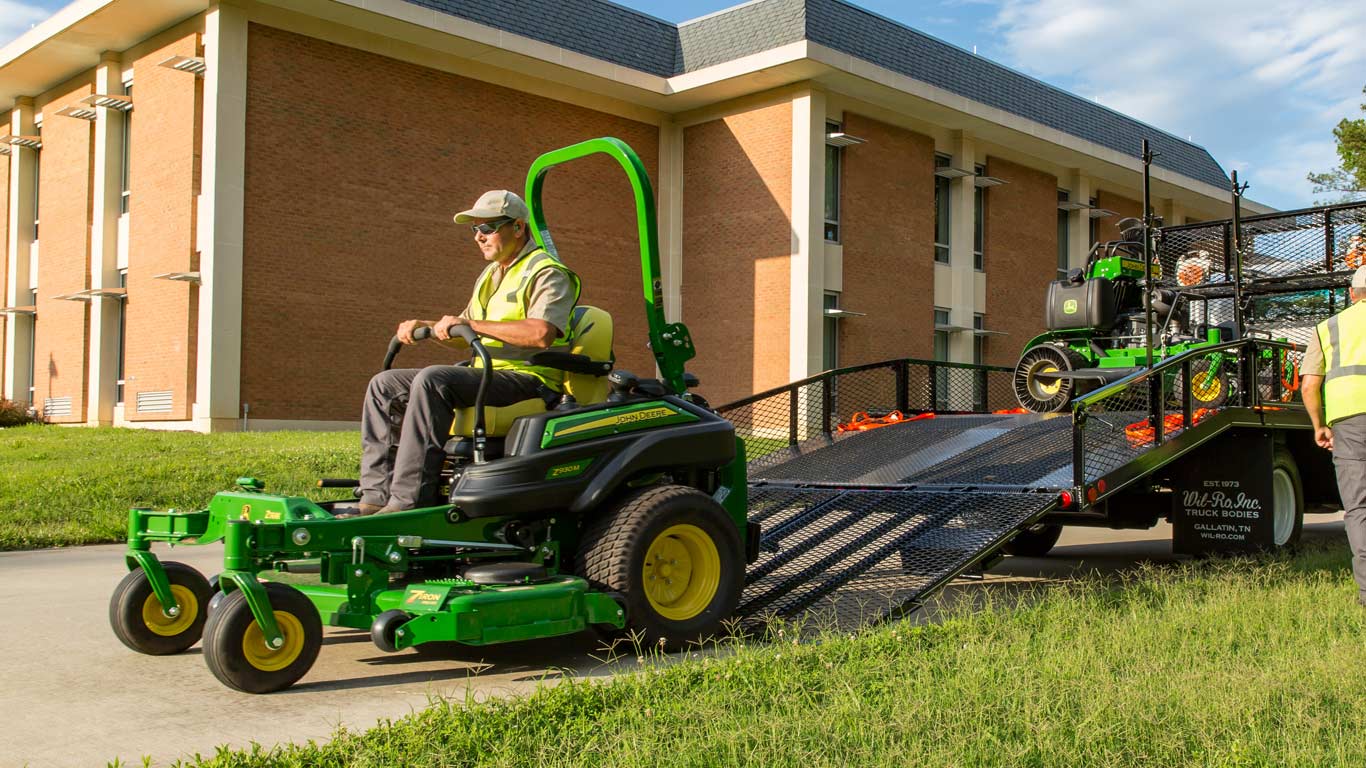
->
xmin=109 ymin=561 xmax=214 ymax=655
xmin=371 ymin=609 xmax=412 ymax=653
xmin=203 ymin=582 xmax=322 ymax=693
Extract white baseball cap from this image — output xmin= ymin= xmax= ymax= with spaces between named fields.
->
xmin=453 ymin=190 xmax=529 ymax=224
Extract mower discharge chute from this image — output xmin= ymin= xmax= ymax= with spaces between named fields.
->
xmin=109 ymin=138 xmax=754 ymax=693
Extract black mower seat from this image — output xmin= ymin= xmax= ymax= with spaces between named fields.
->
xmin=448 ymin=305 xmax=614 ymax=439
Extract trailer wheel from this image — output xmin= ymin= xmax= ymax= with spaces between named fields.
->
xmin=1270 ymin=447 xmax=1304 ymax=550
xmin=1014 ymin=345 xmax=1085 ymax=413
xmin=203 ymin=582 xmax=322 ymax=693
xmin=576 ymin=485 xmax=743 ymax=651
xmin=1003 ymin=523 xmax=1064 ymax=557
xmin=109 ymin=561 xmax=214 ymax=655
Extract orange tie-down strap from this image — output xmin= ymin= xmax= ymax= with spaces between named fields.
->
xmin=835 ymin=410 xmax=936 ymax=433
xmin=1124 ymin=408 xmax=1214 ymax=447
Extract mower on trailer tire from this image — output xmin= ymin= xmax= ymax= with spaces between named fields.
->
xmin=109 ymin=138 xmax=755 ymax=693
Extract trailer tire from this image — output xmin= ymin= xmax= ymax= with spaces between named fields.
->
xmin=109 ymin=561 xmax=214 ymax=655
xmin=576 ymin=485 xmax=743 ymax=651
xmin=1270 ymin=447 xmax=1304 ymax=550
xmin=203 ymin=582 xmax=322 ymax=693
xmin=1002 ymin=523 xmax=1064 ymax=557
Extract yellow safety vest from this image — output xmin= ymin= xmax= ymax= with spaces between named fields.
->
xmin=465 ymin=246 xmax=581 ymax=391
xmin=1317 ymin=300 xmax=1366 ymax=424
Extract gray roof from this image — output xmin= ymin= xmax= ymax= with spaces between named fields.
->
xmin=404 ymin=0 xmax=1229 ymax=190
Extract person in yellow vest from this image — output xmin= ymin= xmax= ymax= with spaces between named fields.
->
xmin=1301 ymin=264 xmax=1366 ymax=608
xmin=353 ymin=190 xmax=580 ymax=515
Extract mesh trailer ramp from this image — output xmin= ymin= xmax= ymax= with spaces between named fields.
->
xmin=719 ymin=338 xmax=1315 ymax=628
xmin=718 ymin=359 xmax=1072 ymax=627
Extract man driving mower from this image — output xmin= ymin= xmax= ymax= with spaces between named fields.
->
xmin=351 ymin=189 xmax=580 ymax=515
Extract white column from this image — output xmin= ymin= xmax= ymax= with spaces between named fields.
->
xmin=789 ymin=89 xmax=826 ymax=382
xmin=196 ymin=3 xmax=248 ymax=431
xmin=87 ymin=53 xmax=125 ymax=425
xmin=4 ymin=98 xmax=37 ymax=403
xmin=948 ymin=131 xmax=976 ymax=362
xmin=657 ymin=121 xmax=684 ymax=323
xmin=1067 ymin=170 xmax=1092 ymax=271
xmin=1160 ymin=197 xmax=1184 ymax=227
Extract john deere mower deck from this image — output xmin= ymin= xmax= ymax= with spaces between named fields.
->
xmin=110 ymin=138 xmax=753 ymax=693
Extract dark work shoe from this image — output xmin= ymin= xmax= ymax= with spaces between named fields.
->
xmin=332 ymin=502 xmax=386 ymax=519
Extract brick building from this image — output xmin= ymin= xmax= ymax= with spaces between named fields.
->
xmin=0 ymin=0 xmax=1268 ymax=430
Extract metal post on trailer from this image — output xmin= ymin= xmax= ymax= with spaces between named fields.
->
xmin=927 ymin=362 xmax=938 ymax=411
xmin=821 ymin=377 xmax=833 ymax=437
xmin=895 ymin=359 xmax=910 ymax=414
xmin=1230 ymin=172 xmax=1254 ymax=401
xmin=1141 ymin=140 xmax=1162 ymax=436
xmin=1325 ymin=208 xmax=1335 ymax=274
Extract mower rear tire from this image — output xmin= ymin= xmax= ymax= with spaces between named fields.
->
xmin=109 ymin=561 xmax=214 ymax=655
xmin=577 ymin=485 xmax=743 ymax=651
xmin=1002 ymin=523 xmax=1064 ymax=557
xmin=1014 ymin=345 xmax=1087 ymax=413
xmin=203 ymin=582 xmax=322 ymax=693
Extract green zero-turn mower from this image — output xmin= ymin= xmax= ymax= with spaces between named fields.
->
xmin=109 ymin=138 xmax=757 ymax=693
xmin=1012 ymin=219 xmax=1236 ymax=412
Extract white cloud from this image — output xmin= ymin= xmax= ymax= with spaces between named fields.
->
xmin=989 ymin=0 xmax=1366 ymax=208
xmin=0 ymin=0 xmax=52 ymax=48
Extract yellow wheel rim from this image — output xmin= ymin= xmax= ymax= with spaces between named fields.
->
xmin=1192 ymin=371 xmax=1222 ymax=402
xmin=1035 ymin=365 xmax=1061 ymax=397
xmin=242 ymin=611 xmax=306 ymax=672
xmin=141 ymin=585 xmax=198 ymax=637
xmin=642 ymin=524 xmax=721 ymax=621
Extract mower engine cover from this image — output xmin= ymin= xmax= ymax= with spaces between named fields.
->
xmin=1045 ymin=277 xmax=1116 ymax=331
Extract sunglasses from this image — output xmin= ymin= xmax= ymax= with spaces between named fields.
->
xmin=470 ymin=218 xmax=514 ymax=236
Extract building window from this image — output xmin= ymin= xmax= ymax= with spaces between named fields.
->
xmin=31 ymin=127 xmax=41 ymax=241
xmin=120 ymin=84 xmax=132 ymax=215
xmin=973 ymin=314 xmax=987 ymax=411
xmin=116 ymin=269 xmax=128 ymax=404
xmin=822 ymin=292 xmax=840 ymax=371
xmin=1057 ymin=190 xmax=1070 ymax=280
xmin=1089 ymin=196 xmax=1099 ymax=246
xmin=933 ymin=307 xmax=950 ymax=410
xmin=824 ymin=121 xmax=841 ymax=243
xmin=934 ymin=155 xmax=951 ymax=264
xmin=973 ymin=164 xmax=986 ymax=271
xmin=25 ymin=288 xmax=36 ymax=405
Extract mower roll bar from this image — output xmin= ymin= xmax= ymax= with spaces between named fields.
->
xmin=381 ymin=324 xmax=493 ymax=461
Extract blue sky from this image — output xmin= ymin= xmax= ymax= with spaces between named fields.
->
xmin=4 ymin=0 xmax=1363 ymax=210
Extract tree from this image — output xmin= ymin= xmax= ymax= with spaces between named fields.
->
xmin=1308 ymin=86 xmax=1366 ymax=204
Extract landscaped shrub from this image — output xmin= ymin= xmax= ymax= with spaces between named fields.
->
xmin=0 ymin=399 xmax=39 ymax=428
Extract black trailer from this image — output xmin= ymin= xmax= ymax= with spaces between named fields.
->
xmin=722 ymin=200 xmax=1366 ymax=627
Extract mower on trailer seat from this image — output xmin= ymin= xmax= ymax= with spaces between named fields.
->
xmin=1013 ymin=217 xmax=1236 ymax=413
xmin=108 ymin=138 xmax=756 ymax=693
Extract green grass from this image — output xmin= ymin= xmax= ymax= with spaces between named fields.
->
xmin=0 ymin=425 xmax=361 ymax=550
xmin=173 ymin=544 xmax=1366 ymax=768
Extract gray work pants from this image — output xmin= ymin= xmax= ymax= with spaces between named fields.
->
xmin=360 ymin=365 xmax=543 ymax=509
xmin=1331 ymin=415 xmax=1366 ymax=604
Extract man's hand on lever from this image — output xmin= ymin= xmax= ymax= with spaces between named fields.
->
xmin=396 ymin=319 xmax=433 ymax=345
